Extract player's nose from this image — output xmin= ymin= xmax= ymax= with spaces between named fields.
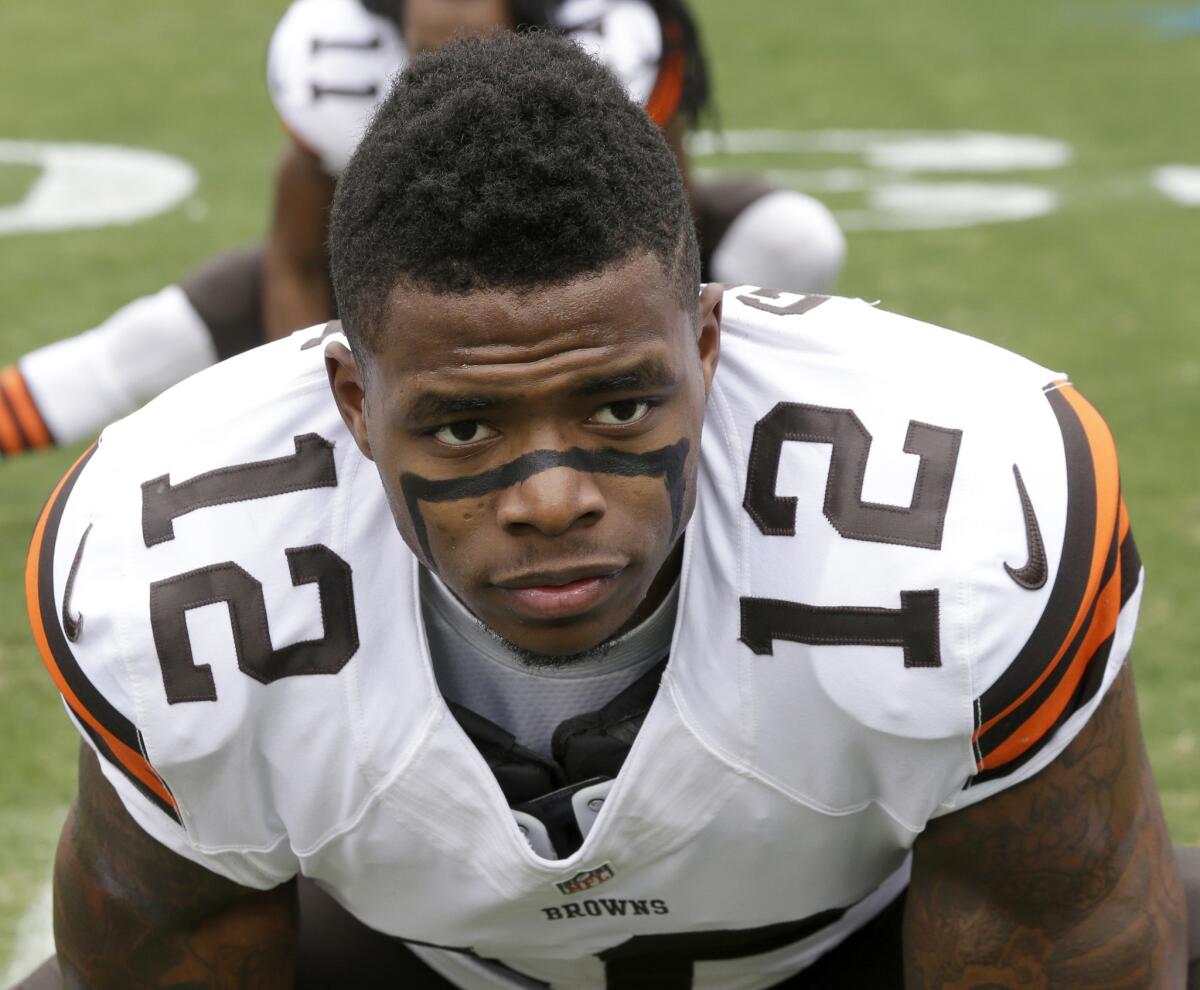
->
xmin=495 ymin=466 xmax=606 ymax=538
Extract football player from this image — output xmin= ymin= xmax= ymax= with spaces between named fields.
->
xmin=0 ymin=0 xmax=844 ymax=459
xmin=14 ymin=31 xmax=1191 ymax=990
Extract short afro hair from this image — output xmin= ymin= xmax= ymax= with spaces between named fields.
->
xmin=328 ymin=29 xmax=699 ymax=355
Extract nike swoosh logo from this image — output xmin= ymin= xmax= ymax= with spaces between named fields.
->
xmin=1004 ymin=465 xmax=1047 ymax=590
xmin=62 ymin=523 xmax=92 ymax=642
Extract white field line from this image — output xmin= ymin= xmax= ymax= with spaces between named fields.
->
xmin=1 ymin=880 xmax=53 ymax=986
xmin=0 ymin=140 xmax=197 ymax=235
xmin=1152 ymin=165 xmax=1200 ymax=206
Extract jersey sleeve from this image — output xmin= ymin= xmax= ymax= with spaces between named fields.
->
xmin=266 ymin=0 xmax=405 ymax=176
xmin=27 ymin=443 xmax=301 ymax=889
xmin=945 ymin=380 xmax=1142 ymax=811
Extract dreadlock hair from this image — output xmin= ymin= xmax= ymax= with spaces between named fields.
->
xmin=329 ymin=30 xmax=699 ymax=356
xmin=360 ymin=0 xmax=711 ymax=124
xmin=642 ymin=0 xmax=711 ymax=125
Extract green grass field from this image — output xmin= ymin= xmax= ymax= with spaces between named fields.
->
xmin=0 ymin=0 xmax=1197 ymax=975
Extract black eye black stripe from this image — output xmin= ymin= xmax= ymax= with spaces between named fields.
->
xmin=399 ymin=440 xmax=690 ymax=563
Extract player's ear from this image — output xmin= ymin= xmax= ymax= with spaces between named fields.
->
xmin=325 ymin=341 xmax=375 ymax=461
xmin=696 ymin=283 xmax=723 ymax=396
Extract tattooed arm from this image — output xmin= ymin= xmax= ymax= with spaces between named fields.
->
xmin=54 ymin=745 xmax=298 ymax=989
xmin=905 ymin=665 xmax=1186 ymax=988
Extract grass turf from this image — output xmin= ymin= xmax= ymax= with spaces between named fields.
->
xmin=0 ymin=0 xmax=1196 ymax=971
xmin=0 ymin=166 xmax=41 ymax=213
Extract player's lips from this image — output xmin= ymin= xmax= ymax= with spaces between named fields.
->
xmin=492 ymin=565 xmax=627 ymax=619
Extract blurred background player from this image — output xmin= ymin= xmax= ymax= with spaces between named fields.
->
xmin=0 ymin=0 xmax=844 ymax=456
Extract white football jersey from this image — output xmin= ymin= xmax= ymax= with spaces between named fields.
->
xmin=268 ymin=0 xmax=667 ymax=175
xmin=31 ymin=289 xmax=1141 ymax=989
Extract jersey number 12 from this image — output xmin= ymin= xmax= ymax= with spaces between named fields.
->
xmin=739 ymin=400 xmax=961 ymax=668
xmin=142 ymin=433 xmax=358 ymax=704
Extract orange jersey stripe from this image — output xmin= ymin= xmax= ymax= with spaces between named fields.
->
xmin=978 ymin=550 xmax=1123 ymax=770
xmin=974 ymin=385 xmax=1121 ymax=745
xmin=25 ymin=451 xmax=179 ymax=813
xmin=1 ymin=366 xmax=53 ymax=448
xmin=0 ymin=391 xmax=23 ymax=454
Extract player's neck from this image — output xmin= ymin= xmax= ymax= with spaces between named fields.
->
xmin=610 ymin=538 xmax=684 ymax=642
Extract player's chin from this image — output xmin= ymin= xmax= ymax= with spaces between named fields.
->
xmin=480 ymin=570 xmax=646 ymax=657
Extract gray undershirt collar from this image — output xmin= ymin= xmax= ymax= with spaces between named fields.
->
xmin=419 ymin=568 xmax=679 ymax=757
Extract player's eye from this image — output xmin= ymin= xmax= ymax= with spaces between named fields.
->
xmin=589 ymin=399 xmax=652 ymax=426
xmin=433 ymin=420 xmax=497 ymax=446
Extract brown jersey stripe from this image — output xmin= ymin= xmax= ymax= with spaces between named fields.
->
xmin=645 ymin=18 xmax=686 ymax=128
xmin=975 ymin=511 xmax=1124 ymax=771
xmin=72 ymin=708 xmax=182 ymax=823
xmin=1 ymin=365 xmax=54 ymax=448
xmin=969 ymin=625 xmax=1119 ymax=787
xmin=976 ymin=505 xmax=1121 ymax=759
xmin=25 ymin=447 xmax=181 ymax=819
xmin=973 ymin=383 xmax=1120 ymax=738
xmin=1119 ymin=525 xmax=1141 ymax=607
xmin=969 ymin=384 xmax=1128 ymax=763
xmin=0 ymin=381 xmax=32 ymax=452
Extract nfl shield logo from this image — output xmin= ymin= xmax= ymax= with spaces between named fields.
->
xmin=556 ymin=863 xmax=615 ymax=896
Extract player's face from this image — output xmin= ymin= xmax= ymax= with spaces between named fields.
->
xmin=329 ymin=253 xmax=722 ymax=658
xmin=402 ymin=0 xmax=513 ymax=55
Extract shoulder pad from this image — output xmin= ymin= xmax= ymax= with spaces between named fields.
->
xmin=672 ymin=290 xmax=1139 ymax=824
xmin=955 ymin=382 xmax=1139 ymax=805
xmin=27 ymin=330 xmax=413 ymax=885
